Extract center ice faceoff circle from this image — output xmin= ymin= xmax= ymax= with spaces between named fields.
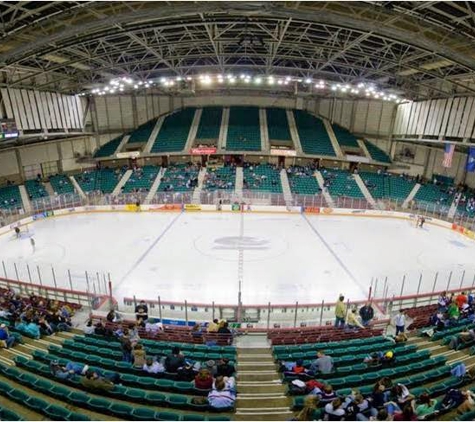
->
xmin=193 ymin=232 xmax=289 ymax=262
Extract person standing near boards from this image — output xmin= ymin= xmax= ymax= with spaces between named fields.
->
xmin=30 ymin=237 xmax=35 ymax=252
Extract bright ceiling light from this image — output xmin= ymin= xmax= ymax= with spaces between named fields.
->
xmin=305 ymin=78 xmax=312 ymax=84
xmin=186 ymin=76 xmax=192 ymax=81
xmin=268 ymin=76 xmax=275 ymax=85
xmin=357 ymin=83 xmax=365 ymax=88
xmin=229 ymin=77 xmax=236 ymax=83
xmin=176 ymin=76 xmax=182 ymax=81
xmin=133 ymin=84 xmax=138 ymax=89
xmin=285 ymin=76 xmax=291 ymax=81
xmin=104 ymin=87 xmax=110 ymax=92
xmin=255 ymin=77 xmax=262 ymax=84
xmin=160 ymin=77 xmax=166 ymax=83
xmin=331 ymin=85 xmax=337 ymax=91
xmin=277 ymin=79 xmax=283 ymax=85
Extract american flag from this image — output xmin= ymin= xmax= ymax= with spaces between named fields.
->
xmin=442 ymin=143 xmax=455 ymax=168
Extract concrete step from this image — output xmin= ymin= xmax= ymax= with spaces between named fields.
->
xmin=237 ymin=372 xmax=281 ymax=382
xmin=237 ymin=347 xmax=272 ymax=355
xmin=237 ymin=384 xmax=286 ymax=394
xmin=236 ymin=397 xmax=291 ymax=408
xmin=237 ymin=362 xmax=278 ymax=369
xmin=235 ymin=412 xmax=294 ymax=421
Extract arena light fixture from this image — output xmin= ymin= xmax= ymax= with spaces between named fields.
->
xmin=186 ymin=76 xmax=192 ymax=81
xmin=305 ymin=78 xmax=312 ymax=84
xmin=331 ymin=85 xmax=337 ymax=91
xmin=229 ymin=77 xmax=236 ymax=84
xmin=254 ymin=77 xmax=262 ymax=84
xmin=267 ymin=76 xmax=275 ymax=85
xmin=176 ymin=76 xmax=182 ymax=81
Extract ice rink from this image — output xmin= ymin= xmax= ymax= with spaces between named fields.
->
xmin=0 ymin=211 xmax=474 ymax=305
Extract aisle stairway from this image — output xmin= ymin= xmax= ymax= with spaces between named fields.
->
xmin=235 ymin=334 xmax=292 ymax=421
xmin=192 ymin=167 xmax=207 ymax=203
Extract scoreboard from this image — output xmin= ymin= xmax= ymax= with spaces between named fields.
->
xmin=0 ymin=119 xmax=19 ymax=140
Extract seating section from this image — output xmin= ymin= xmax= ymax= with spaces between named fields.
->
xmin=266 ymin=108 xmax=291 ymax=141
xmin=151 ymin=109 xmax=196 ymax=153
xmin=49 ymin=174 xmax=75 ymax=195
xmin=415 ymin=182 xmax=455 ymax=205
xmin=129 ymin=119 xmax=157 ymax=144
xmin=364 ymin=140 xmax=391 ymax=163
xmin=287 ymin=166 xmax=321 ymax=195
xmin=122 ymin=166 xmax=160 ymax=193
xmin=293 ymin=110 xmax=336 ymax=157
xmin=158 ymin=164 xmax=199 ymax=192
xmin=243 ymin=164 xmax=282 ymax=193
xmin=75 ymin=168 xmax=125 ymax=194
xmin=0 ymin=184 xmax=22 ymax=209
xmin=226 ymin=106 xmax=261 ymax=151
xmin=196 ymin=107 xmax=222 ymax=141
xmin=24 ymin=179 xmax=48 ymax=200
xmin=332 ymin=124 xmax=359 ymax=148
xmin=94 ymin=136 xmax=122 ymax=158
xmin=322 ymin=168 xmax=364 ymax=198
xmin=203 ymin=166 xmax=236 ymax=191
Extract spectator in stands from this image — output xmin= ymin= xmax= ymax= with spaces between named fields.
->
xmin=438 ymin=291 xmax=450 ymax=312
xmin=393 ymin=309 xmax=406 ymax=336
xmin=320 ymin=385 xmax=338 ymax=404
xmin=334 ymin=295 xmax=346 ymax=328
xmin=415 ymin=393 xmax=438 ymax=418
xmin=295 ymin=395 xmax=320 ymax=421
xmin=448 ymin=328 xmax=475 ymax=350
xmin=194 ymin=368 xmax=213 ymax=390
xmin=349 ymin=393 xmax=377 ymax=420
xmin=381 ymin=351 xmax=395 ymax=367
xmin=132 ymin=344 xmax=146 ymax=368
xmin=106 ymin=309 xmax=120 ymax=323
xmin=456 ymin=390 xmax=475 ymax=414
xmin=391 ymin=383 xmax=414 ymax=406
xmin=346 ymin=308 xmax=364 ymax=329
xmin=309 ymin=351 xmax=334 ymax=375
xmin=364 ymin=352 xmax=382 ymax=367
xmin=83 ymin=319 xmax=95 ymax=335
xmin=218 ymin=321 xmax=232 ymax=334
xmin=135 ymin=300 xmax=148 ymax=321
xmin=448 ymin=301 xmax=461 ymax=321
xmin=50 ymin=361 xmax=89 ymax=380
xmin=81 ymin=369 xmax=117 ymax=391
xmin=292 ymin=359 xmax=306 ymax=374
xmin=393 ymin=402 xmax=417 ymax=421
xmin=207 ymin=318 xmax=219 ymax=333
xmin=165 ymin=346 xmax=185 ymax=373
xmin=359 ymin=303 xmax=375 ymax=327
xmin=456 ymin=292 xmax=468 ymax=310
xmin=120 ymin=337 xmax=133 ymax=363
xmin=216 ymin=358 xmax=235 ymax=377
xmin=0 ymin=324 xmax=17 ymax=348
xmin=143 ymin=356 xmax=165 ymax=374
xmin=324 ymin=397 xmax=346 ymax=420
xmin=207 ymin=377 xmax=236 ymax=409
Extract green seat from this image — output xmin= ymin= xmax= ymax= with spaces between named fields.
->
xmin=15 ymin=356 xmax=29 ymax=365
xmin=121 ymin=374 xmax=139 ymax=383
xmin=156 ymin=379 xmax=174 ymax=390
xmin=156 ymin=411 xmax=181 ymax=421
xmin=8 ymin=389 xmax=30 ymax=402
xmin=35 ymin=379 xmax=53 ymax=392
xmin=0 ymin=380 xmax=13 ymax=394
xmin=174 ymin=381 xmax=193 ymax=394
xmin=0 ymin=409 xmax=24 ymax=421
xmin=25 ymin=360 xmax=43 ymax=371
xmin=167 ymin=395 xmax=188 ymax=408
xmin=68 ymin=412 xmax=91 ymax=421
xmin=114 ymin=361 xmax=131 ymax=370
xmin=137 ymin=377 xmax=157 ymax=388
xmin=183 ymin=415 xmax=205 ymax=421
xmin=26 ymin=397 xmax=49 ymax=411
xmin=68 ymin=391 xmax=90 ymax=405
xmin=132 ymin=408 xmax=157 ymax=421
xmin=88 ymin=397 xmax=111 ymax=412
xmin=50 ymin=385 xmax=70 ymax=398
xmin=109 ymin=402 xmax=134 ymax=417
xmin=146 ymin=391 xmax=167 ymax=405
xmin=208 ymin=417 xmax=232 ymax=421
xmin=44 ymin=404 xmax=72 ymax=421
xmin=125 ymin=388 xmax=147 ymax=401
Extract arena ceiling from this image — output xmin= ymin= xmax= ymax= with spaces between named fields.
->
xmin=0 ymin=1 xmax=475 ymax=100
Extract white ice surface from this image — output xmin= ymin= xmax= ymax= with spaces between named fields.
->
xmin=0 ymin=212 xmax=473 ymax=305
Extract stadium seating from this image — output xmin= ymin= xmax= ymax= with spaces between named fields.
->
xmin=363 ymin=140 xmax=391 ymax=163
xmin=226 ymin=106 xmax=261 ymax=151
xmin=24 ymin=179 xmax=48 ymax=200
xmin=287 ymin=166 xmax=321 ymax=195
xmin=158 ymin=164 xmax=199 ymax=192
xmin=360 ymin=171 xmax=386 ymax=199
xmin=151 ymin=109 xmax=196 ymax=153
xmin=0 ymin=184 xmax=22 ymax=209
xmin=322 ymin=168 xmax=364 ymax=198
xmin=93 ymin=136 xmax=122 ymax=158
xmin=266 ymin=108 xmax=291 ymax=141
xmin=75 ymin=168 xmax=125 ymax=194
xmin=122 ymin=166 xmax=160 ymax=193
xmin=293 ymin=110 xmax=336 ymax=157
xmin=243 ymin=164 xmax=282 ymax=193
xmin=129 ymin=119 xmax=157 ymax=144
xmin=196 ymin=107 xmax=222 ymax=141
xmin=415 ymin=182 xmax=455 ymax=205
xmin=49 ymin=174 xmax=75 ymax=195
xmin=332 ymin=124 xmax=359 ymax=148
xmin=203 ymin=165 xmax=236 ymax=191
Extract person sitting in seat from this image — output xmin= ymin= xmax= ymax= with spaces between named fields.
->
xmin=132 ymin=344 xmax=146 ymax=368
xmin=292 ymin=359 xmax=306 ymax=374
xmin=207 ymin=377 xmax=236 ymax=409
xmin=309 ymin=350 xmax=334 ymax=375
xmin=448 ymin=328 xmax=475 ymax=350
xmin=324 ymin=397 xmax=346 ymax=420
xmin=0 ymin=324 xmax=17 ymax=348
xmin=143 ymin=356 xmax=165 ymax=374
xmin=216 ymin=358 xmax=235 ymax=377
xmin=50 ymin=361 xmax=89 ymax=380
xmin=320 ymin=384 xmax=338 ymax=404
xmin=194 ymin=368 xmax=213 ymax=390
xmin=80 ymin=369 xmax=117 ymax=391
xmin=165 ymin=346 xmax=185 ymax=373
xmin=415 ymin=393 xmax=439 ymax=419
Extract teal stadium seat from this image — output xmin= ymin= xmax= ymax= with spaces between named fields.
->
xmin=332 ymin=124 xmax=360 ymax=148
xmin=0 ymin=184 xmax=22 ymax=209
xmin=122 ymin=165 xmax=160 ymax=193
xmin=226 ymin=106 xmax=261 ymax=151
xmin=293 ymin=110 xmax=336 ymax=156
xmin=75 ymin=168 xmax=125 ymax=194
xmin=49 ymin=174 xmax=75 ymax=195
xmin=128 ymin=119 xmax=157 ymax=144
xmin=266 ymin=108 xmax=291 ymax=141
xmin=25 ymin=179 xmax=48 ymax=200
xmin=93 ymin=136 xmax=122 ymax=158
xmin=158 ymin=164 xmax=199 ymax=192
xmin=323 ymin=168 xmax=364 ymax=198
xmin=243 ymin=164 xmax=282 ymax=193
xmin=196 ymin=107 xmax=222 ymax=142
xmin=364 ymin=140 xmax=391 ymax=163
xmin=203 ymin=165 xmax=236 ymax=191
xmin=151 ymin=108 xmax=196 ymax=153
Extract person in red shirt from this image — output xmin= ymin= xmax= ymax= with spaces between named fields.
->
xmin=292 ymin=359 xmax=306 ymax=374
xmin=194 ymin=369 xmax=213 ymax=390
xmin=456 ymin=292 xmax=468 ymax=309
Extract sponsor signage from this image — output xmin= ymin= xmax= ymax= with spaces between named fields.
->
xmin=190 ymin=147 xmax=217 ymax=155
xmin=304 ymin=206 xmax=320 ymax=214
xmin=116 ymin=151 xmax=140 ymax=159
xmin=346 ymin=154 xmax=370 ymax=163
xmin=184 ymin=204 xmax=201 ymax=211
xmin=270 ymin=148 xmax=297 ymax=157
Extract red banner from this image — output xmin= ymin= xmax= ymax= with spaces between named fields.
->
xmin=190 ymin=147 xmax=217 ymax=155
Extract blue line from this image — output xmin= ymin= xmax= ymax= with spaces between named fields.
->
xmin=302 ymin=213 xmax=368 ymax=297
xmin=116 ymin=211 xmax=183 ymax=287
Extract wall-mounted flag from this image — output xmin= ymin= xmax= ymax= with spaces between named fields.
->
xmin=442 ymin=143 xmax=455 ymax=168
xmin=466 ymin=147 xmax=475 ymax=172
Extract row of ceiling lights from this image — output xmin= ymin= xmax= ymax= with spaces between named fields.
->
xmin=82 ymin=74 xmax=408 ymax=103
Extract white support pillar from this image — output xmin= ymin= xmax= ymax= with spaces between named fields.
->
xmin=402 ymin=183 xmax=421 ymax=209
xmin=70 ymin=176 xmax=86 ymax=200
xmin=18 ymin=185 xmax=31 ymax=213
xmin=235 ymin=167 xmax=244 ymax=197
xmin=280 ymin=169 xmax=293 ymax=203
xmin=314 ymin=170 xmax=335 ymax=207
xmin=323 ymin=119 xmax=344 ymax=158
xmin=112 ymin=169 xmax=133 ymax=196
xmin=114 ymin=135 xmax=130 ymax=155
xmin=184 ymin=108 xmax=202 ymax=153
xmin=144 ymin=167 xmax=166 ymax=204
xmin=286 ymin=110 xmax=303 ymax=154
xmin=357 ymin=139 xmax=372 ymax=160
xmin=143 ymin=116 xmax=165 ymax=153
xmin=192 ymin=167 xmax=208 ymax=203
xmin=353 ymin=173 xmax=377 ymax=208
xmin=219 ymin=108 xmax=230 ymax=151
xmin=259 ymin=108 xmax=270 ymax=153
